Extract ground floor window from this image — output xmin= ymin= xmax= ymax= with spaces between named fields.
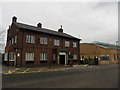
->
xmin=68 ymin=53 xmax=73 ymax=60
xmin=53 ymin=54 xmax=56 ymax=63
xmin=9 ymin=52 xmax=16 ymax=61
xmin=4 ymin=53 xmax=8 ymax=61
xmin=40 ymin=53 xmax=47 ymax=62
xmin=53 ymin=54 xmax=56 ymax=60
xmin=25 ymin=53 xmax=34 ymax=61
xmin=73 ymin=54 xmax=77 ymax=60
xmin=113 ymin=54 xmax=118 ymax=60
xmin=100 ymin=55 xmax=109 ymax=60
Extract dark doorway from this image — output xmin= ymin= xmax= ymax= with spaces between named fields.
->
xmin=59 ymin=55 xmax=65 ymax=65
xmin=95 ymin=58 xmax=98 ymax=65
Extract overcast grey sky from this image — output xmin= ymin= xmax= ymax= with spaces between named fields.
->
xmin=1 ymin=1 xmax=118 ymax=44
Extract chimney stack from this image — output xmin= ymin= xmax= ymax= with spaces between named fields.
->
xmin=58 ymin=25 xmax=63 ymax=33
xmin=12 ymin=16 xmax=17 ymax=23
xmin=37 ymin=23 xmax=42 ymax=28
xmin=9 ymin=25 xmax=11 ymax=29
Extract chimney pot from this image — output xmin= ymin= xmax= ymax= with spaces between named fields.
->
xmin=58 ymin=25 xmax=63 ymax=33
xmin=9 ymin=25 xmax=11 ymax=29
xmin=37 ymin=23 xmax=42 ymax=28
xmin=12 ymin=16 xmax=17 ymax=22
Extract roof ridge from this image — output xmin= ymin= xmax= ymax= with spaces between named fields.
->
xmin=15 ymin=22 xmax=80 ymax=40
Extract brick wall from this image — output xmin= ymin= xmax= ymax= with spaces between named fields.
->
xmin=5 ymin=22 xmax=80 ymax=66
xmin=80 ymin=43 xmax=119 ymax=65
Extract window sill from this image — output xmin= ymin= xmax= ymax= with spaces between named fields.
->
xmin=26 ymin=42 xmax=35 ymax=44
xmin=9 ymin=60 xmax=15 ymax=61
xmin=73 ymin=59 xmax=77 ymax=60
xmin=40 ymin=60 xmax=47 ymax=62
xmin=40 ymin=44 xmax=47 ymax=45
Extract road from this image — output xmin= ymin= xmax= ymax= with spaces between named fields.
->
xmin=2 ymin=64 xmax=118 ymax=88
xmin=0 ymin=62 xmax=2 ymax=90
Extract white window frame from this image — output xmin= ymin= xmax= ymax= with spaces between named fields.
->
xmin=100 ymin=54 xmax=109 ymax=60
xmin=9 ymin=52 xmax=16 ymax=61
xmin=40 ymin=37 xmax=47 ymax=45
xmin=25 ymin=53 xmax=34 ymax=61
xmin=65 ymin=41 xmax=70 ymax=47
xmin=40 ymin=53 xmax=47 ymax=61
xmin=53 ymin=54 xmax=56 ymax=61
xmin=73 ymin=42 xmax=77 ymax=47
xmin=26 ymin=35 xmax=35 ymax=43
xmin=4 ymin=53 xmax=8 ymax=61
xmin=73 ymin=54 xmax=77 ymax=60
xmin=9 ymin=40 xmax=11 ymax=46
xmin=12 ymin=38 xmax=14 ymax=45
xmin=14 ymin=35 xmax=17 ymax=43
xmin=54 ymin=39 xmax=60 ymax=46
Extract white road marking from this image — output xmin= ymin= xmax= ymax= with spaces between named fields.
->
xmin=38 ymin=69 xmax=44 ymax=72
xmin=22 ymin=68 xmax=30 ymax=73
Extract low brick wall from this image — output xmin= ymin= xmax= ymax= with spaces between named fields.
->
xmin=98 ymin=61 xmax=109 ymax=64
xmin=109 ymin=60 xmax=118 ymax=64
xmin=99 ymin=60 xmax=118 ymax=64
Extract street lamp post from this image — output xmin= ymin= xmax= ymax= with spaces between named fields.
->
xmin=14 ymin=47 xmax=21 ymax=66
xmin=116 ymin=41 xmax=119 ymax=64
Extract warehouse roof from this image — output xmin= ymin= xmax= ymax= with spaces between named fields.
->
xmin=93 ymin=41 xmax=120 ymax=49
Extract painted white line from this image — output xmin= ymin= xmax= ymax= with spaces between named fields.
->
xmin=54 ymin=69 xmax=57 ymax=71
xmin=8 ymin=70 xmax=13 ymax=74
xmin=38 ymin=69 xmax=44 ymax=72
xmin=22 ymin=68 xmax=30 ymax=73
xmin=11 ymin=68 xmax=20 ymax=73
xmin=15 ymin=68 xmax=19 ymax=70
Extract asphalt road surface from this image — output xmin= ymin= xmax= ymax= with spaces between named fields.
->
xmin=2 ymin=64 xmax=118 ymax=88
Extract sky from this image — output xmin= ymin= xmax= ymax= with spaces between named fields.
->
xmin=0 ymin=0 xmax=119 ymax=45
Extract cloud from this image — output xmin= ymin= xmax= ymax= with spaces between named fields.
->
xmin=0 ymin=3 xmax=2 ymax=26
xmin=2 ymin=2 xmax=118 ymax=44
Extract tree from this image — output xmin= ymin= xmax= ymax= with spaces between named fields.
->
xmin=0 ymin=25 xmax=6 ymax=53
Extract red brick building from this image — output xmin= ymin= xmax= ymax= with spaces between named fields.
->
xmin=80 ymin=42 xmax=120 ymax=64
xmin=4 ymin=16 xmax=81 ymax=66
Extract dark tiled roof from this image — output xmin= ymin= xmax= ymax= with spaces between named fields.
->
xmin=15 ymin=22 xmax=80 ymax=40
xmin=93 ymin=41 xmax=120 ymax=49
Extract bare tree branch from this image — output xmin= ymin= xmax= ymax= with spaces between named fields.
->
xmin=0 ymin=25 xmax=6 ymax=53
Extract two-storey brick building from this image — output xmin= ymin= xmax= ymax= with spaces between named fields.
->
xmin=4 ymin=16 xmax=81 ymax=66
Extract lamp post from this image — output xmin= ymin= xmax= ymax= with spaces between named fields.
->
xmin=14 ymin=47 xmax=21 ymax=66
xmin=116 ymin=41 xmax=119 ymax=63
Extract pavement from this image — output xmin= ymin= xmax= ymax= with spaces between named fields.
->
xmin=2 ymin=64 xmax=96 ymax=75
xmin=2 ymin=64 xmax=73 ymax=74
xmin=0 ymin=65 xmax=2 ymax=74
xmin=2 ymin=64 xmax=118 ymax=75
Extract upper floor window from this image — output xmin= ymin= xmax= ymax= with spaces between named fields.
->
xmin=14 ymin=35 xmax=17 ymax=43
xmin=40 ymin=53 xmax=47 ymax=61
xmin=73 ymin=42 xmax=77 ymax=47
xmin=11 ymin=38 xmax=14 ymax=45
xmin=40 ymin=37 xmax=47 ymax=45
xmin=65 ymin=41 xmax=70 ymax=47
xmin=26 ymin=35 xmax=35 ymax=43
xmin=54 ymin=39 xmax=60 ymax=46
xmin=25 ymin=53 xmax=34 ymax=61
xmin=9 ymin=40 xmax=11 ymax=46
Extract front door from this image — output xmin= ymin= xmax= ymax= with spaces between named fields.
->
xmin=59 ymin=55 xmax=65 ymax=65
xmin=59 ymin=52 xmax=66 ymax=65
